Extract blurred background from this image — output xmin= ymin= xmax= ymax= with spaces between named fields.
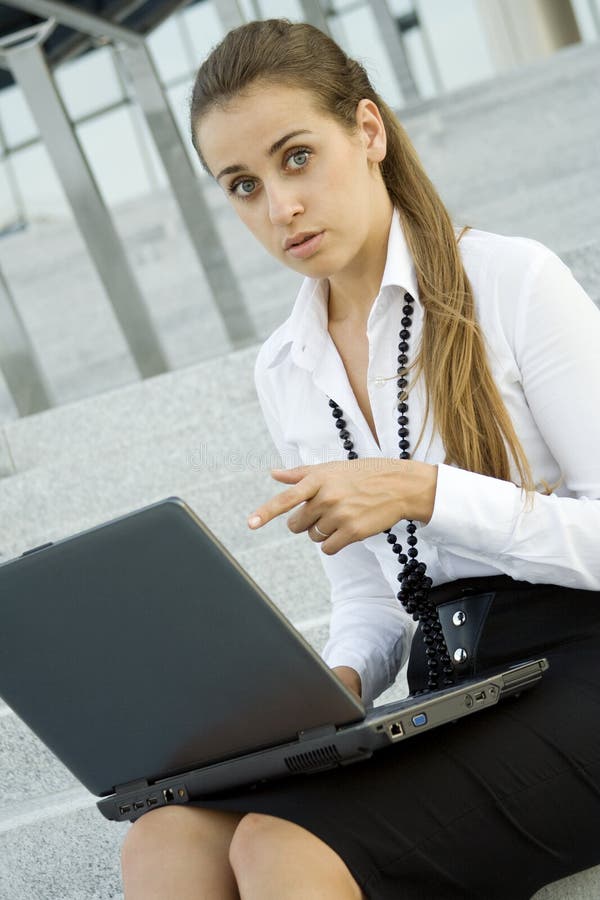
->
xmin=1 ymin=0 xmax=593 ymax=220
xmin=0 ymin=0 xmax=599 ymax=424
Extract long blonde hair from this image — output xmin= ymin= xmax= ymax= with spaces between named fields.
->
xmin=190 ymin=19 xmax=540 ymax=496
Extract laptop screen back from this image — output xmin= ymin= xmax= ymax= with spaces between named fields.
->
xmin=0 ymin=498 xmax=364 ymax=797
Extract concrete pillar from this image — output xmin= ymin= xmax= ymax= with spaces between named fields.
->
xmin=299 ymin=0 xmax=331 ymax=34
xmin=0 ymin=264 xmax=53 ymax=416
xmin=477 ymin=0 xmax=581 ymax=71
xmin=370 ymin=0 xmax=419 ymax=104
xmin=1 ymin=25 xmax=169 ymax=379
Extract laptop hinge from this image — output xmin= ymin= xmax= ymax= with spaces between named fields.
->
xmin=114 ymin=778 xmax=149 ymax=796
xmin=297 ymin=724 xmax=337 ymax=742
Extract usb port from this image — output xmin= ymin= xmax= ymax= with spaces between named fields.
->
xmin=163 ymin=788 xmax=175 ymax=803
xmin=147 ymin=797 xmax=158 ymax=807
xmin=119 ymin=804 xmax=131 ymax=815
xmin=474 ymin=691 xmax=486 ymax=702
xmin=133 ymin=801 xmax=145 ymax=810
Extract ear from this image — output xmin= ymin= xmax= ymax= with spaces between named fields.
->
xmin=355 ymin=98 xmax=387 ymax=164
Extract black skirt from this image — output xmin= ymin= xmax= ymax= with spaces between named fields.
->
xmin=188 ymin=575 xmax=600 ymax=900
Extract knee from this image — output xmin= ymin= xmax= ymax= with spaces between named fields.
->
xmin=121 ymin=806 xmax=187 ymax=865
xmin=229 ymin=813 xmax=365 ymax=899
xmin=228 ymin=812 xmax=284 ymax=871
xmin=121 ymin=805 xmax=224 ymax=870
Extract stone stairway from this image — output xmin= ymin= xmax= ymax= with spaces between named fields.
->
xmin=1 ymin=38 xmax=600 ymax=900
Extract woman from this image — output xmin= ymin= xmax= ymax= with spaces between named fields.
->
xmin=120 ymin=18 xmax=600 ymax=900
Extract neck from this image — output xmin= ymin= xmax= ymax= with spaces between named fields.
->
xmin=327 ymin=192 xmax=395 ymax=327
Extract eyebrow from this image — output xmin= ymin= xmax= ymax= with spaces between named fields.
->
xmin=215 ymin=130 xmax=313 ymax=182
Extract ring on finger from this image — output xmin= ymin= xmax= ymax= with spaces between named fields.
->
xmin=311 ymin=522 xmax=331 ymax=539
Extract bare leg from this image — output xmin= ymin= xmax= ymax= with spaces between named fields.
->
xmin=229 ymin=813 xmax=367 ymax=900
xmin=121 ymin=805 xmax=244 ymax=899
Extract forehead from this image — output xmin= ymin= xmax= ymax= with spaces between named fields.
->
xmin=196 ymin=83 xmax=336 ymax=173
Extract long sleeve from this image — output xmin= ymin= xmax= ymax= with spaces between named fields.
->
xmin=316 ymin=543 xmax=412 ymax=705
xmin=419 ymin=249 xmax=600 ymax=589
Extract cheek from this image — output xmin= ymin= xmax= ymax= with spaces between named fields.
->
xmin=316 ymin=150 xmax=369 ymax=211
xmin=235 ymin=202 xmax=284 ymax=255
xmin=236 ymin=203 xmax=268 ymax=237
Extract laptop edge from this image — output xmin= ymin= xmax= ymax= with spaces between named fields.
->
xmin=98 ymin=657 xmax=548 ymax=823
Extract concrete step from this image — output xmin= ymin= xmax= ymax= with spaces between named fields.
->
xmin=0 ymin=343 xmax=261 ymax=477
xmin=401 ymin=41 xmax=600 ymax=254
xmin=0 ymin=449 xmax=297 ymax=563
xmin=562 ymin=239 xmax=600 ymax=307
xmin=533 ymin=868 xmax=600 ymax=900
xmin=0 ymin=804 xmax=129 ymax=900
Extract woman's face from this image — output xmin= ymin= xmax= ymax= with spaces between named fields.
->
xmin=195 ymin=82 xmax=388 ymax=281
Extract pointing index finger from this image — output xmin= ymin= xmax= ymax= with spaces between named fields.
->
xmin=248 ymin=482 xmax=312 ymax=528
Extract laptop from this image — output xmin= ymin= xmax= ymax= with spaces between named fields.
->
xmin=0 ymin=497 xmax=548 ymax=824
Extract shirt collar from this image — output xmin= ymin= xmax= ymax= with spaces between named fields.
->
xmin=379 ymin=207 xmax=420 ymax=298
xmin=267 ymin=208 xmax=420 ymax=371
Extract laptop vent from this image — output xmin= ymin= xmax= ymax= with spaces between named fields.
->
xmin=284 ymin=745 xmax=342 ymax=774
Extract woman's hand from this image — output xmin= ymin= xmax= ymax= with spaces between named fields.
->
xmin=332 ymin=666 xmax=362 ymax=699
xmin=247 ymin=458 xmax=438 ymax=555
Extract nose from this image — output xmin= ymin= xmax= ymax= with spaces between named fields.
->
xmin=266 ymin=181 xmax=303 ymax=225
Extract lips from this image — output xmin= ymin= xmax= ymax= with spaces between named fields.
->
xmin=285 ymin=231 xmax=325 ymax=260
xmin=283 ymin=231 xmax=321 ymax=251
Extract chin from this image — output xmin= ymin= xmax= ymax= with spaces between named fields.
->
xmin=306 ymin=252 xmax=352 ymax=281
xmin=290 ymin=246 xmax=346 ymax=278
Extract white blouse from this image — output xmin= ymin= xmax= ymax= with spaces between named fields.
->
xmin=253 ymin=210 xmax=600 ymax=704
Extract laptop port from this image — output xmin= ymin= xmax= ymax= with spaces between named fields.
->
xmin=163 ymin=788 xmax=175 ymax=803
xmin=474 ymin=691 xmax=486 ymax=702
xmin=133 ymin=801 xmax=145 ymax=810
xmin=119 ymin=804 xmax=131 ymax=815
xmin=387 ymin=721 xmax=404 ymax=739
xmin=147 ymin=797 xmax=158 ymax=807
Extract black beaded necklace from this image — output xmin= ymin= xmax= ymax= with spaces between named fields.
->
xmin=328 ymin=291 xmax=455 ymax=692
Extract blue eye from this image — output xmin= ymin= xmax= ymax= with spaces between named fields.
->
xmin=230 ymin=178 xmax=256 ymax=198
xmin=286 ymin=147 xmax=311 ymax=169
xmin=291 ymin=150 xmax=308 ymax=166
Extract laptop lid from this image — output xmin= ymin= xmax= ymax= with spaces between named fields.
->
xmin=0 ymin=497 xmax=364 ymax=798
